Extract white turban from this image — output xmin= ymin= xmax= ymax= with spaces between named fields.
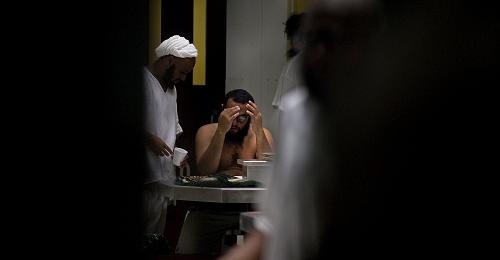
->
xmin=155 ymin=35 xmax=198 ymax=60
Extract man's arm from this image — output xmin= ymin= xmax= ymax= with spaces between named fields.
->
xmin=255 ymin=128 xmax=274 ymax=160
xmin=246 ymin=101 xmax=274 ymax=159
xmin=195 ymin=125 xmax=226 ymax=175
xmin=217 ymin=230 xmax=265 ymax=260
xmin=145 ymin=131 xmax=173 ymax=156
xmin=196 ymin=106 xmax=241 ymax=175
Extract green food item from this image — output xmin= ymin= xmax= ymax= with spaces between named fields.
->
xmin=175 ymin=174 xmax=262 ymax=188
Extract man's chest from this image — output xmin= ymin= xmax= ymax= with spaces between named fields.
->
xmin=220 ymin=142 xmax=256 ymax=167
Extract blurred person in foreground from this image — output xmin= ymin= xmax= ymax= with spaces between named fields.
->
xmin=219 ymin=0 xmax=382 ymax=258
xmin=219 ymin=0 xmax=497 ymax=259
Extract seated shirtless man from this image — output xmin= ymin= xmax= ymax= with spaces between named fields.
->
xmin=175 ymin=89 xmax=274 ymax=255
xmin=195 ymin=88 xmax=274 ymax=176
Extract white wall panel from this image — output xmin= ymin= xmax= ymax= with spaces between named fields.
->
xmin=226 ymin=0 xmax=288 ymax=141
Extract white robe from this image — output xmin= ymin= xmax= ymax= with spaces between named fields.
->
xmin=272 ymin=53 xmax=305 ymax=111
xmin=142 ymin=67 xmax=183 ymax=235
xmin=143 ymin=67 xmax=183 ymax=185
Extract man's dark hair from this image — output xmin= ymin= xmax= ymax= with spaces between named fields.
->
xmin=223 ymin=89 xmax=255 ymax=107
xmin=285 ymin=13 xmax=305 ymax=39
xmin=285 ymin=13 xmax=306 ymax=58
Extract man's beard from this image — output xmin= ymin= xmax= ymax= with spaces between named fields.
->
xmin=162 ymin=65 xmax=175 ymax=90
xmin=225 ymin=121 xmax=250 ymax=144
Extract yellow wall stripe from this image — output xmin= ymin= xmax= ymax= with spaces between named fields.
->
xmin=289 ymin=0 xmax=310 ymax=14
xmin=149 ymin=0 xmax=162 ymax=65
xmin=193 ymin=0 xmax=206 ymax=85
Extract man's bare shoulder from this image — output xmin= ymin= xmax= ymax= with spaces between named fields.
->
xmin=197 ymin=123 xmax=218 ymax=136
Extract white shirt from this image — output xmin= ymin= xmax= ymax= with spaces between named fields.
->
xmin=143 ymin=67 xmax=183 ymax=184
xmin=272 ymin=53 xmax=305 ymax=111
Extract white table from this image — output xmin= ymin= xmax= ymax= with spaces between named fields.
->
xmin=158 ymin=182 xmax=267 ymax=204
xmin=157 ymin=182 xmax=266 ymax=247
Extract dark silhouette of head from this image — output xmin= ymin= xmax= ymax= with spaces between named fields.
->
xmin=285 ymin=13 xmax=306 ymax=58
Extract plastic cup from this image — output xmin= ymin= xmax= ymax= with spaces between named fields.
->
xmin=173 ymin=147 xmax=188 ymax=166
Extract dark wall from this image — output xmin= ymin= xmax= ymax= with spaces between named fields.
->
xmin=19 ymin=0 xmax=149 ymax=258
xmin=162 ymin=0 xmax=227 ymax=176
xmin=206 ymin=0 xmax=228 ymax=117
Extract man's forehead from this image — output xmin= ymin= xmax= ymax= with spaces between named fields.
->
xmin=226 ymin=99 xmax=248 ymax=112
xmin=227 ymin=98 xmax=246 ymax=106
xmin=174 ymin=57 xmax=195 ymax=69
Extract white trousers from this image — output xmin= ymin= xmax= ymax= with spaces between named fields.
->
xmin=142 ymin=182 xmax=171 ymax=235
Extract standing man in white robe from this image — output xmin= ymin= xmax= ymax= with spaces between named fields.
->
xmin=272 ymin=13 xmax=307 ymax=111
xmin=271 ymin=13 xmax=307 ymax=146
xmin=143 ymin=35 xmax=197 ymax=240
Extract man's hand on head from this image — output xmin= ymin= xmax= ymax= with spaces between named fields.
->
xmin=246 ymin=101 xmax=263 ymax=134
xmin=218 ymin=106 xmax=240 ymax=133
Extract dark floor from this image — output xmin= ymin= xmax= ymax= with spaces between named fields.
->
xmin=164 ymin=201 xmax=190 ymax=251
xmin=148 ymin=201 xmax=225 ymax=260
xmin=151 ymin=255 xmax=219 ymax=260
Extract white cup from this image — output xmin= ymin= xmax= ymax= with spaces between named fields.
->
xmin=173 ymin=147 xmax=188 ymax=166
